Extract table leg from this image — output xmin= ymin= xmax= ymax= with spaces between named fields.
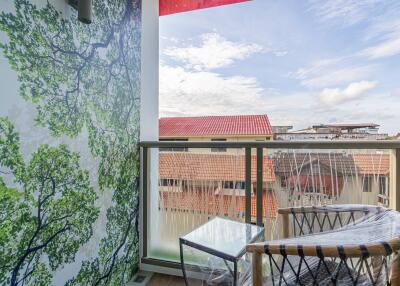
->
xmin=179 ymin=240 xmax=189 ymax=286
xmin=233 ymin=261 xmax=238 ymax=286
xmin=223 ymin=259 xmax=234 ymax=277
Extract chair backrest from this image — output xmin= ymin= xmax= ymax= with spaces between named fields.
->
xmin=278 ymin=204 xmax=383 ymax=237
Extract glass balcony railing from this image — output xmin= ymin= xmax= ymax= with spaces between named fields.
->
xmin=139 ymin=141 xmax=400 ymax=268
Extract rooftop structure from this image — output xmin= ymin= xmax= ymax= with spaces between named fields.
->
xmin=274 ymin=122 xmax=388 ymax=141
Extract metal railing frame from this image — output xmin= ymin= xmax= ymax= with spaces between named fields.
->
xmin=139 ymin=140 xmax=400 ymax=271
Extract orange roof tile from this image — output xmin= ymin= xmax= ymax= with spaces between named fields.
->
xmin=160 ymin=190 xmax=277 ymax=219
xmin=159 ymin=115 xmax=272 ymax=137
xmin=159 ymin=152 xmax=276 ymax=182
xmin=353 ymin=154 xmax=390 ymax=175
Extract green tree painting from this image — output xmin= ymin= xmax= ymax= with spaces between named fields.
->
xmin=0 ymin=117 xmax=99 ymax=286
xmin=0 ymin=0 xmax=141 ymax=284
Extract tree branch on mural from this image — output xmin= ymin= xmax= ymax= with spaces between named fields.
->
xmin=0 ymin=0 xmax=141 ymax=284
xmin=0 ymin=117 xmax=99 ymax=286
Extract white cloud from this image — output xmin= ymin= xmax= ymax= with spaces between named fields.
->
xmin=361 ymin=37 xmax=400 ymax=59
xmin=160 ymin=33 xmax=286 ymax=117
xmin=308 ymin=0 xmax=400 ymax=60
xmin=360 ymin=17 xmax=400 ymax=59
xmin=307 ymin=0 xmax=382 ymax=26
xmin=320 ymin=80 xmax=378 ymax=104
xmin=159 ymin=64 xmax=319 ymax=128
xmin=159 ymin=65 xmax=267 ymax=116
xmin=163 ymin=33 xmax=264 ymax=71
xmin=291 ymin=59 xmax=376 ymax=89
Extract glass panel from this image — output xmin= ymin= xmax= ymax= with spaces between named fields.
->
xmin=148 ymin=147 xmax=247 ymax=262
xmin=147 ymin=146 xmax=394 ymax=262
xmin=264 ymin=148 xmax=393 ymax=240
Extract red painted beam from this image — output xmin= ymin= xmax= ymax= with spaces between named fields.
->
xmin=160 ymin=0 xmax=251 ymax=16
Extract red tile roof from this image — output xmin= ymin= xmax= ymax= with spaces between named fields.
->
xmin=159 ymin=190 xmax=277 ymax=219
xmin=159 ymin=152 xmax=276 ymax=182
xmin=353 ymin=154 xmax=390 ymax=175
xmin=159 ymin=115 xmax=273 ymax=137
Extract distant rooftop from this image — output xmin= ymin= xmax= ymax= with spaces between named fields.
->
xmin=313 ymin=123 xmax=380 ymax=129
xmin=159 ymin=115 xmax=273 ymax=137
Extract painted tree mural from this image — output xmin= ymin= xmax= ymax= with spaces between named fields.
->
xmin=0 ymin=0 xmax=141 ymax=284
xmin=0 ymin=118 xmax=99 ymax=286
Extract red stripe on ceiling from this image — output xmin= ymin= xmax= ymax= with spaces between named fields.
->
xmin=160 ymin=0 xmax=251 ymax=16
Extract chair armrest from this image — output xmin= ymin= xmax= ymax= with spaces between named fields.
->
xmin=278 ymin=204 xmax=383 ymax=215
xmin=247 ymin=238 xmax=400 ymax=258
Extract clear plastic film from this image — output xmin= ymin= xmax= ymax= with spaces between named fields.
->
xmin=249 ymin=205 xmax=400 ymax=286
xmin=181 ymin=244 xmax=253 ymax=285
xmin=180 ymin=217 xmax=263 ymax=285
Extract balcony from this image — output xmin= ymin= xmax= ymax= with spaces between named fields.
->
xmin=139 ymin=140 xmax=400 ymax=283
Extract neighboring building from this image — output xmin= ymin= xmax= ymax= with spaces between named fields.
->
xmin=274 ymin=123 xmax=388 ymax=141
xmin=158 ymin=152 xmax=277 ymax=219
xmin=158 ymin=116 xmax=392 ymax=224
xmin=352 ymin=153 xmax=390 ymax=206
xmin=157 ymin=150 xmax=391 ymax=221
xmin=272 ymin=125 xmax=293 ymax=134
xmin=159 ymin=114 xmax=273 ymax=153
xmin=272 ymin=152 xmax=390 ymax=207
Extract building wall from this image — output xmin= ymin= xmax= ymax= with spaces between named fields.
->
xmin=275 ymin=133 xmax=388 ymax=141
xmin=0 ymin=0 xmax=141 ymax=285
xmin=161 ymin=135 xmax=272 ymax=154
xmin=273 ymin=175 xmax=387 ymax=208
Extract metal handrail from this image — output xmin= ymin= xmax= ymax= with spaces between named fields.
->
xmin=140 ymin=140 xmax=400 ymax=149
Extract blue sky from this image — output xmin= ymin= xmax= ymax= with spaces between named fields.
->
xmin=159 ymin=0 xmax=400 ymax=134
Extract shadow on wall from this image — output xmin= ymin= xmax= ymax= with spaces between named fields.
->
xmin=0 ymin=0 xmax=141 ymax=285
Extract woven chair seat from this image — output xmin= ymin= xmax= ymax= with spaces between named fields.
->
xmin=247 ymin=205 xmax=400 ymax=286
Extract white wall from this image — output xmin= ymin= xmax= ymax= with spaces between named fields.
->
xmin=140 ymin=0 xmax=159 ymax=271
xmin=140 ymin=0 xmax=159 ymax=142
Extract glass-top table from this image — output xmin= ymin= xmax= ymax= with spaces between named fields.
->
xmin=179 ymin=217 xmax=265 ymax=286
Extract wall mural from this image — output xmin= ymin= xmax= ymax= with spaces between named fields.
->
xmin=0 ymin=0 xmax=141 ymax=285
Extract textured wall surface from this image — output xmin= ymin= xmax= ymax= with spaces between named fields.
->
xmin=0 ymin=0 xmax=141 ymax=285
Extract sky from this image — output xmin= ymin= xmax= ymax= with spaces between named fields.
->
xmin=159 ymin=0 xmax=400 ymax=135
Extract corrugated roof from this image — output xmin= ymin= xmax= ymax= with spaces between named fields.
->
xmin=274 ymin=153 xmax=390 ymax=176
xmin=159 ymin=115 xmax=273 ymax=137
xmin=273 ymin=153 xmax=357 ymax=175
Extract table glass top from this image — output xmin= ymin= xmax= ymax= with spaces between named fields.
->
xmin=181 ymin=217 xmax=264 ymax=259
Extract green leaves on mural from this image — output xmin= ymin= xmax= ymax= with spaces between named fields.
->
xmin=0 ymin=117 xmax=99 ymax=286
xmin=0 ymin=0 xmax=141 ymax=284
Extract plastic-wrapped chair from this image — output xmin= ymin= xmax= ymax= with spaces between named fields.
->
xmin=247 ymin=205 xmax=400 ymax=286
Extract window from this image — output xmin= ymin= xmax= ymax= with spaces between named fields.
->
xmin=160 ymin=179 xmax=179 ymax=186
xmin=379 ymin=176 xmax=387 ymax=195
xmin=223 ymin=181 xmax=245 ymax=189
xmin=363 ymin=177 xmax=372 ymax=192
xmin=281 ymin=177 xmax=287 ymax=188
xmin=159 ymin=138 xmax=188 ymax=152
xmin=211 ymin=138 xmax=227 ymax=152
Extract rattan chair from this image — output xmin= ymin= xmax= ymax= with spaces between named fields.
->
xmin=247 ymin=205 xmax=400 ymax=286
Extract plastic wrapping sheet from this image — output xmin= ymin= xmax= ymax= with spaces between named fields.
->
xmin=253 ymin=206 xmax=400 ymax=286
xmin=181 ymin=244 xmax=253 ymax=285
xmin=180 ymin=217 xmax=264 ymax=285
